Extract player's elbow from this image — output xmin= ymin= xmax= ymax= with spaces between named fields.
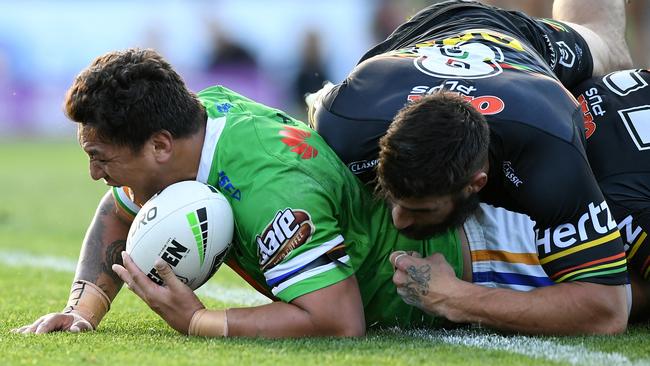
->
xmin=310 ymin=308 xmax=366 ymax=337
xmin=586 ymin=285 xmax=629 ymax=335
xmin=318 ymin=315 xmax=366 ymax=337
xmin=590 ymin=312 xmax=627 ymax=335
xmin=330 ymin=325 xmax=365 ymax=338
xmin=592 ymin=305 xmax=628 ymax=335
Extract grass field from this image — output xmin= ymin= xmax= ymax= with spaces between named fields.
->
xmin=1 ymin=141 xmax=650 ymax=366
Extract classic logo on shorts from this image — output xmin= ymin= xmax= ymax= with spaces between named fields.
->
xmin=348 ymin=159 xmax=378 ymax=174
xmin=502 ymin=161 xmax=523 ymax=187
xmin=603 ymin=70 xmax=648 ymax=96
xmin=408 ymin=41 xmax=504 ymax=79
xmin=256 ymin=208 xmax=315 ymax=270
xmin=279 ymin=126 xmax=319 ymax=159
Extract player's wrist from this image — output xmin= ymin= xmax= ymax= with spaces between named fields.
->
xmin=62 ymin=280 xmax=111 ymax=329
xmin=188 ymin=309 xmax=229 ymax=337
xmin=437 ymin=280 xmax=476 ymax=323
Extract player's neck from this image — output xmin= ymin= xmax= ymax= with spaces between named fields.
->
xmin=170 ymin=125 xmax=207 ymax=182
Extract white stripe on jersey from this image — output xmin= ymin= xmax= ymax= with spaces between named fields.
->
xmin=272 ymin=255 xmax=351 ymax=296
xmin=264 ymin=234 xmax=344 ymax=284
xmin=466 ymin=204 xmax=551 ymax=291
xmin=197 ymin=116 xmax=226 ymax=183
xmin=113 ymin=116 xmax=226 ymax=215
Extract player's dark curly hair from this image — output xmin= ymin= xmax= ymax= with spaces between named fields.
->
xmin=377 ymin=91 xmax=489 ymax=199
xmin=64 ymin=48 xmax=205 ymax=151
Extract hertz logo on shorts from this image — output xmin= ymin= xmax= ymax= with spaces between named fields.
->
xmin=536 ymin=200 xmax=618 ymax=254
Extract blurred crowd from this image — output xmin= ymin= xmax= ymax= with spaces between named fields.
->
xmin=0 ymin=0 xmax=648 ymax=137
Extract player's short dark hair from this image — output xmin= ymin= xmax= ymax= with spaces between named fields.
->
xmin=64 ymin=48 xmax=205 ymax=151
xmin=377 ymin=91 xmax=489 ymax=199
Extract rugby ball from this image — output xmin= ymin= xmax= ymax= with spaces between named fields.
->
xmin=126 ymin=181 xmax=234 ymax=290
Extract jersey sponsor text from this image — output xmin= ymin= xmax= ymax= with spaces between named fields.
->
xmin=257 ymin=208 xmax=315 ymax=270
xmin=536 ymin=200 xmax=618 ymax=254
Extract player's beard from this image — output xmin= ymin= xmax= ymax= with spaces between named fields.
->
xmin=399 ymin=192 xmax=480 ymax=240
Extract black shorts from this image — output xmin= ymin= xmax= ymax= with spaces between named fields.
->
xmin=361 ymin=0 xmax=593 ymax=88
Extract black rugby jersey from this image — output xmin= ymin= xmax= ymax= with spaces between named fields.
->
xmin=313 ymin=0 xmax=626 ymax=285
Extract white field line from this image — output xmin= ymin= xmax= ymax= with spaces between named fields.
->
xmin=392 ymin=328 xmax=649 ymax=366
xmin=4 ymin=250 xmax=649 ymax=365
xmin=0 ymin=250 xmax=270 ymax=307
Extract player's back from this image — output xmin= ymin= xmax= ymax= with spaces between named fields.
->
xmin=315 ymin=23 xmax=581 ymax=185
xmin=312 ymin=9 xmax=628 ymax=287
xmin=572 ymin=69 xmax=650 ymax=276
xmin=198 ymin=86 xmax=463 ymax=327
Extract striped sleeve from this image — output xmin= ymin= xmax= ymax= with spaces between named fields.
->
xmin=466 ymin=205 xmax=554 ymax=291
xmin=111 ymin=186 xmax=140 ymax=218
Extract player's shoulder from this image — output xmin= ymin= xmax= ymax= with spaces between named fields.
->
xmin=572 ymin=69 xmax=650 ymax=138
xmin=199 ymin=85 xmax=276 ymax=121
xmin=573 ymin=69 xmax=650 ymax=97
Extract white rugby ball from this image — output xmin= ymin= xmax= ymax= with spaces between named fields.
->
xmin=126 ymin=180 xmax=234 ymax=290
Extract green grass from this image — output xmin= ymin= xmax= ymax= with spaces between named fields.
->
xmin=1 ymin=140 xmax=649 ymax=366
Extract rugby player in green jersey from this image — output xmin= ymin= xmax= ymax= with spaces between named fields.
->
xmin=13 ymin=48 xmax=471 ymax=337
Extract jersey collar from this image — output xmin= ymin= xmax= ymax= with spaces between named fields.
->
xmin=196 ymin=116 xmax=226 ymax=183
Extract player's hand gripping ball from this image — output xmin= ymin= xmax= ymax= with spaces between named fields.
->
xmin=126 ymin=181 xmax=234 ymax=290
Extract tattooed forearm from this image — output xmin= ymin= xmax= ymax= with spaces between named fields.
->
xmin=402 ymin=264 xmax=432 ymax=307
xmin=74 ymin=192 xmax=130 ymax=299
xmin=102 ymin=239 xmax=126 ymax=286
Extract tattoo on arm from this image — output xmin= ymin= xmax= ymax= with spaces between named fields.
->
xmin=102 ymin=240 xmax=125 ymax=286
xmin=403 ymin=265 xmax=431 ymax=307
xmin=75 ymin=195 xmax=128 ymax=297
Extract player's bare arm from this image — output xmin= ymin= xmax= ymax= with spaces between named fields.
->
xmin=75 ymin=191 xmax=131 ymax=297
xmin=391 ymin=252 xmax=628 ymax=335
xmin=12 ymin=191 xmax=131 ymax=334
xmin=113 ymin=252 xmax=366 ymax=338
xmin=553 ymin=0 xmax=632 ymax=75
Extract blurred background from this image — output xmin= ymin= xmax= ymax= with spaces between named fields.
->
xmin=0 ymin=0 xmax=648 ymax=139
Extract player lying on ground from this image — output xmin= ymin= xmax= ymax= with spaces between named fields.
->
xmin=391 ymin=69 xmax=650 ymax=325
xmin=13 ymin=47 xmax=632 ymax=337
xmin=10 ymin=48 xmax=483 ymax=338
xmin=308 ymin=0 xmax=633 ymax=334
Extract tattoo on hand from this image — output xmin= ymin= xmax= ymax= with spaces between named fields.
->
xmin=403 ymin=264 xmax=431 ymax=307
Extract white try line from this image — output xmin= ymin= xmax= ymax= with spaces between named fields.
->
xmin=0 ymin=250 xmax=270 ymax=307
xmin=388 ymin=328 xmax=649 ymax=366
xmin=3 ymin=250 xmax=648 ymax=365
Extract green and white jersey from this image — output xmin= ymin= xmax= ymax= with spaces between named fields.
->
xmin=113 ymin=86 xmax=464 ymax=327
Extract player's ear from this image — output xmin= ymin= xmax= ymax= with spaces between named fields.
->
xmin=150 ymin=130 xmax=174 ymax=163
xmin=467 ymin=170 xmax=488 ymax=194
